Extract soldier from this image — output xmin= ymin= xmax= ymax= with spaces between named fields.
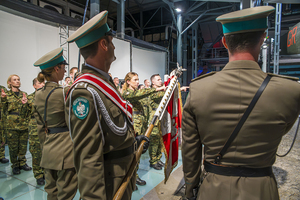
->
xmin=144 ymin=79 xmax=150 ymax=88
xmin=148 ymin=74 xmax=165 ymax=170
xmin=1 ymin=75 xmax=31 ymax=175
xmin=113 ymin=77 xmax=120 ymax=92
xmin=69 ymin=67 xmax=78 ymax=83
xmin=122 ymin=72 xmax=165 ymax=187
xmin=182 ymin=6 xmax=300 ymax=200
xmin=65 ymin=10 xmax=149 ymax=199
xmin=34 ymin=48 xmax=78 ymax=199
xmin=0 ymin=85 xmax=9 ymax=164
xmin=23 ymin=78 xmax=45 ymax=185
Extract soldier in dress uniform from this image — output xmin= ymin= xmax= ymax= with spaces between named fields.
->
xmin=65 ymin=10 xmax=149 ymax=199
xmin=0 ymin=85 xmax=9 ymax=164
xmin=23 ymin=78 xmax=45 ymax=185
xmin=182 ymin=6 xmax=300 ymax=200
xmin=1 ymin=75 xmax=32 ymax=175
xmin=34 ymin=48 xmax=78 ymax=199
xmin=122 ymin=72 xmax=164 ymax=187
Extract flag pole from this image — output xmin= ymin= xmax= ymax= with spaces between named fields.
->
xmin=113 ymin=65 xmax=185 ymax=200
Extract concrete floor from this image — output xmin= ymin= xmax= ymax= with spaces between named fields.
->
xmin=0 ymin=146 xmax=183 ymax=200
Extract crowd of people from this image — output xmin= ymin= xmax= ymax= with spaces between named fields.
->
xmin=1 ymin=5 xmax=300 ymax=200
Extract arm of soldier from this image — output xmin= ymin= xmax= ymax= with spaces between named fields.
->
xmin=150 ymin=90 xmax=165 ymax=101
xmin=66 ymin=88 xmax=107 ymax=199
xmin=1 ymin=89 xmax=8 ymax=116
xmin=182 ymin=91 xmax=202 ymax=199
xmin=20 ymin=93 xmax=32 ymax=119
xmin=122 ymin=88 xmax=156 ymax=103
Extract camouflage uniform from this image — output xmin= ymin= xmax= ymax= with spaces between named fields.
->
xmin=24 ymin=92 xmax=44 ymax=179
xmin=122 ymin=87 xmax=156 ymax=177
xmin=122 ymin=88 xmax=156 ymax=135
xmin=0 ymin=85 xmax=8 ymax=161
xmin=1 ymin=89 xmax=30 ymax=168
xmin=148 ymin=91 xmax=165 ymax=165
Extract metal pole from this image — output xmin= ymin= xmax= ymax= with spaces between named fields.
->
xmin=90 ymin=0 xmax=100 ymax=18
xmin=117 ymin=0 xmax=125 ymax=39
xmin=192 ymin=24 xmax=198 ymax=79
xmin=177 ymin=14 xmax=182 ymax=84
xmin=77 ymin=0 xmax=90 ymax=71
xmin=274 ymin=3 xmax=282 ymax=75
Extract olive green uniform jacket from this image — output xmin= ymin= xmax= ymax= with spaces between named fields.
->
xmin=34 ymin=82 xmax=74 ymax=170
xmin=182 ymin=60 xmax=300 ymax=200
xmin=65 ymin=65 xmax=136 ymax=200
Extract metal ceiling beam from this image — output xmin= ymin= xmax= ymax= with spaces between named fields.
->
xmin=112 ymin=0 xmax=120 ymax=4
xmin=126 ymin=8 xmax=141 ymax=29
xmin=181 ymin=5 xmax=233 ymax=35
xmin=143 ymin=6 xmax=161 ymax=28
xmin=162 ymin=0 xmax=179 ymax=31
xmin=0 ymin=0 xmax=82 ymax=27
xmin=185 ymin=1 xmax=206 ymax=15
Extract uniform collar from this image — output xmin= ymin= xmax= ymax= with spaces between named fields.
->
xmin=85 ymin=63 xmax=111 ymax=80
xmin=222 ymin=60 xmax=261 ymax=71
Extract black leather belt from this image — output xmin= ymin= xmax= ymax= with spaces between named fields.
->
xmin=133 ymin=111 xmax=143 ymax=115
xmin=47 ymin=126 xmax=69 ymax=134
xmin=152 ymin=108 xmax=157 ymax=111
xmin=104 ymin=143 xmax=136 ymax=161
xmin=8 ymin=111 xmax=19 ymax=115
xmin=204 ymin=160 xmax=273 ymax=177
xmin=31 ymin=115 xmax=35 ymax=119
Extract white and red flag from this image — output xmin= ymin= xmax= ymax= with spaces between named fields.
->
xmin=160 ymin=77 xmax=182 ymax=183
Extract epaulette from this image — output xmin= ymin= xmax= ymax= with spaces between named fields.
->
xmin=191 ymin=71 xmax=217 ymax=82
xmin=267 ymin=73 xmax=299 ymax=81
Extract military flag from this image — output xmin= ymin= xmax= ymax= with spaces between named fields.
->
xmin=161 ymin=76 xmax=182 ymax=183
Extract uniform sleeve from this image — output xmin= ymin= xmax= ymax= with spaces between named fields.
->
xmin=20 ymin=94 xmax=32 ymax=119
xmin=182 ymin=89 xmax=202 ymax=198
xmin=66 ymin=87 xmax=107 ymax=200
xmin=150 ymin=90 xmax=165 ymax=101
xmin=122 ymin=88 xmax=156 ymax=103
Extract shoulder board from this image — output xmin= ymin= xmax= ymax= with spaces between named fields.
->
xmin=267 ymin=73 xmax=299 ymax=81
xmin=191 ymin=71 xmax=217 ymax=82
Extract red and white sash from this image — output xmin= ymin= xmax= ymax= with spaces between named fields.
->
xmin=66 ymin=73 xmax=133 ymax=121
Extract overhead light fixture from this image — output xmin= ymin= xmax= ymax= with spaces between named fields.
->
xmin=175 ymin=8 xmax=182 ymax=13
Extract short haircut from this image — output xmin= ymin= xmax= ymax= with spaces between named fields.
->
xmin=113 ymin=77 xmax=119 ymax=80
xmin=225 ymin=31 xmax=265 ymax=54
xmin=80 ymin=36 xmax=110 ymax=60
xmin=65 ymin=76 xmax=70 ymax=81
xmin=144 ymin=79 xmax=149 ymax=83
xmin=150 ymin=74 xmax=160 ymax=84
xmin=32 ymin=78 xmax=38 ymax=86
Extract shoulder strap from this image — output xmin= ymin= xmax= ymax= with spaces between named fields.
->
xmin=214 ymin=75 xmax=271 ymax=164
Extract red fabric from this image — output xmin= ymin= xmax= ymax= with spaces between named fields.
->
xmin=66 ymin=73 xmax=133 ymax=121
xmin=161 ymin=77 xmax=181 ymax=182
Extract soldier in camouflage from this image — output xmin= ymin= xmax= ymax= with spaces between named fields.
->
xmin=148 ymin=74 xmax=166 ymax=170
xmin=23 ymin=78 xmax=45 ymax=185
xmin=122 ymin=72 xmax=164 ymax=187
xmin=0 ymin=85 xmax=9 ymax=164
xmin=1 ymin=75 xmax=32 ymax=175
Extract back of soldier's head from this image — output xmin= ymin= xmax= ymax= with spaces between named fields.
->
xmin=216 ymin=6 xmax=275 ymax=55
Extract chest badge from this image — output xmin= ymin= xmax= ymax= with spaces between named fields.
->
xmin=73 ymin=97 xmax=89 ymax=120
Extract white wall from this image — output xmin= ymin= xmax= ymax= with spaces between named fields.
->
xmin=132 ymin=46 xmax=166 ymax=84
xmin=0 ymin=9 xmax=167 ymax=93
xmin=0 ymin=10 xmax=83 ymax=94
xmin=109 ymin=38 xmax=131 ymax=80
